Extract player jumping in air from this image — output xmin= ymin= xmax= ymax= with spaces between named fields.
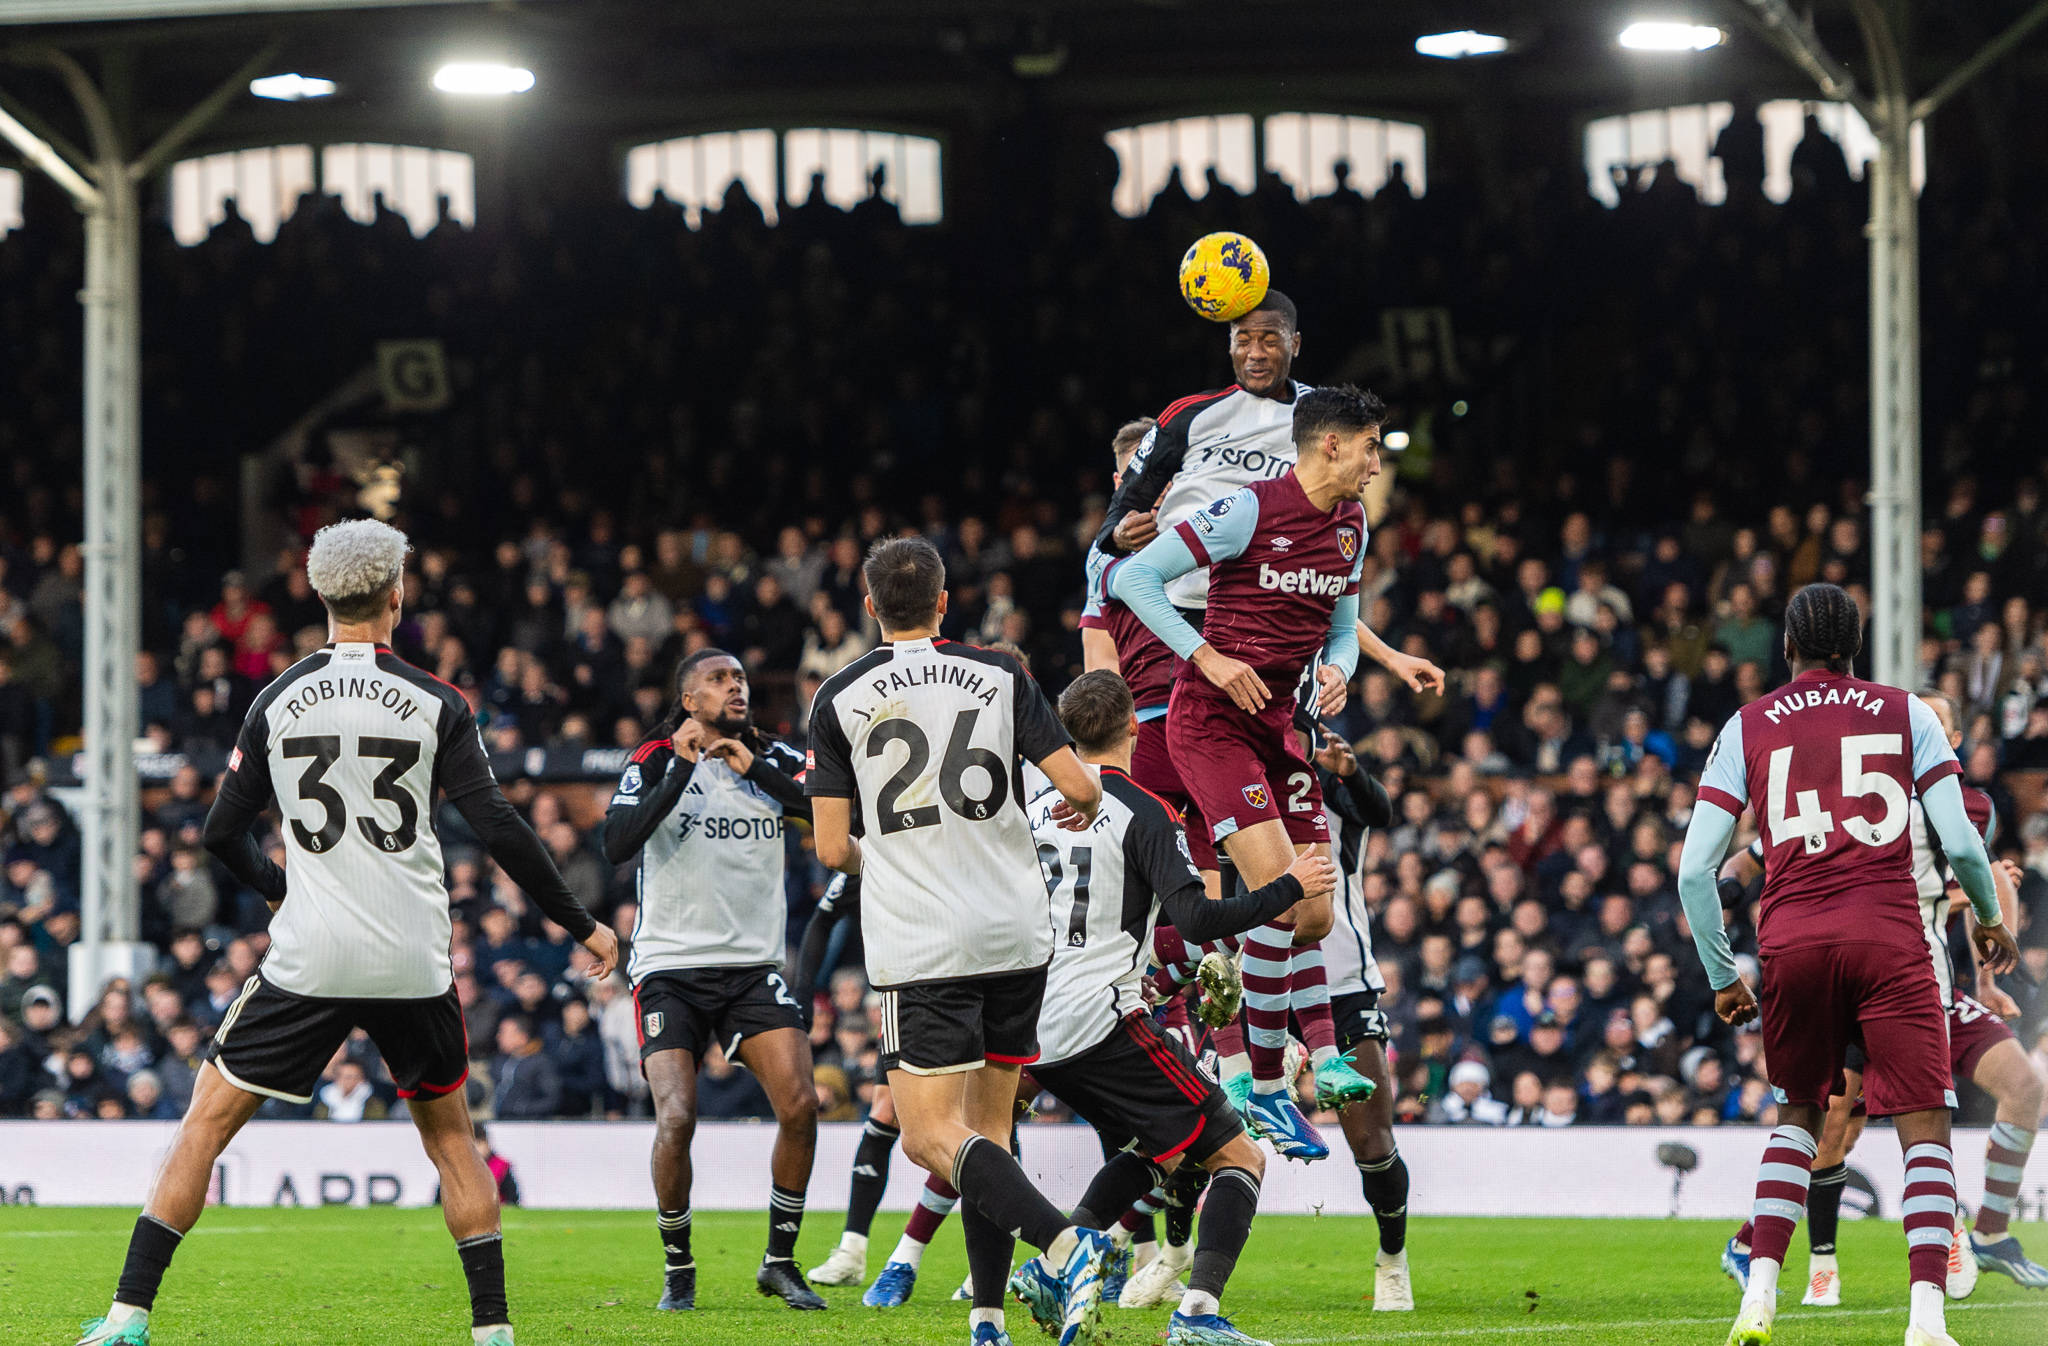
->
xmin=602 ymin=649 xmax=826 ymax=1312
xmin=807 ymin=537 xmax=1116 ymax=1346
xmin=1005 ymin=670 xmax=1335 ymax=1346
xmin=1717 ymin=688 xmax=2047 ymax=1303
xmin=1677 ymin=583 xmax=2018 ymax=1346
xmin=75 ymin=520 xmax=619 ymax=1346
xmin=1113 ymin=384 xmax=1391 ymax=1161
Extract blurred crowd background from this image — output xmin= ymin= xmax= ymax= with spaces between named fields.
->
xmin=3 ymin=115 xmax=2047 ymax=1131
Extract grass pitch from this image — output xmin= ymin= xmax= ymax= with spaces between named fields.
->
xmin=1 ymin=1207 xmax=2042 ymax=1346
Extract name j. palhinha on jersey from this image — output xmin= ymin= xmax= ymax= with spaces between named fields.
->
xmin=278 ymin=675 xmax=423 ymax=725
xmin=1761 ymin=683 xmax=1885 ymax=726
xmin=863 ymin=660 xmax=1000 ymax=709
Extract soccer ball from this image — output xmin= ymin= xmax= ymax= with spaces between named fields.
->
xmin=1178 ymin=231 xmax=1270 ymax=322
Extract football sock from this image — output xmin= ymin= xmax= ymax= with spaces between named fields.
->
xmin=1163 ymin=1163 xmax=1211 ymax=1248
xmin=1289 ymin=941 xmax=1337 ymax=1060
xmin=1902 ymin=1142 xmax=1957 ymax=1291
xmin=960 ymin=1201 xmax=1015 ymax=1311
xmin=845 ymin=1118 xmax=899 ymax=1239
xmin=1805 ymin=1163 xmax=1846 ymax=1255
xmin=1188 ymin=1166 xmax=1261 ymax=1297
xmin=456 ymin=1231 xmax=509 ymax=1328
xmin=1746 ymin=1125 xmax=1816 ymax=1271
xmin=1357 ymin=1150 xmax=1410 ymax=1254
xmin=887 ymin=1174 xmax=959 ymax=1267
xmin=658 ymin=1208 xmax=692 ymax=1268
xmin=114 ymin=1213 xmax=183 ymax=1311
xmin=1242 ymin=920 xmax=1294 ymax=1087
xmin=766 ymin=1184 xmax=806 ymax=1262
xmin=953 ymin=1134 xmax=1070 ymax=1252
xmin=1734 ymin=1219 xmax=1753 ymax=1252
xmin=1178 ymin=1289 xmax=1221 ymax=1318
xmin=1071 ymin=1153 xmax=1168 ymax=1233
xmin=1976 ymin=1121 xmax=2034 ymax=1238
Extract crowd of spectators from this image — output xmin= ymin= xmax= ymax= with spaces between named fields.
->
xmin=3 ymin=116 xmax=2048 ymax=1127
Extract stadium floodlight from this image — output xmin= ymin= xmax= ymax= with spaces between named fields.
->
xmin=1383 ymin=430 xmax=1412 ymax=450
xmin=1618 ymin=22 xmax=1724 ymax=51
xmin=1414 ymin=31 xmax=1509 ymax=59
xmin=249 ymin=73 xmax=336 ymax=101
xmin=432 ymin=62 xmax=535 ymax=95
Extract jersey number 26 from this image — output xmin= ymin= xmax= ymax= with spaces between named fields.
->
xmin=867 ymin=709 xmax=1008 ymax=834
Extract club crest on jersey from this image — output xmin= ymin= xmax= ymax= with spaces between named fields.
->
xmin=1336 ymin=527 xmax=1360 ymax=561
xmin=643 ymin=1012 xmax=664 ymax=1039
xmin=1242 ymin=783 xmax=1270 ymax=811
xmin=621 ymin=763 xmax=643 ymax=793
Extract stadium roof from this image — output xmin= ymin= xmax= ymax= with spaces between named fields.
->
xmin=3 ymin=0 xmax=2046 ymax=166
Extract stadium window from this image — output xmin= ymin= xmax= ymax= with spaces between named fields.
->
xmin=1261 ymin=114 xmax=1427 ymax=202
xmin=321 ymin=144 xmax=475 ymax=236
xmin=626 ymin=129 xmax=780 ymax=225
xmin=1104 ymin=115 xmax=1256 ymax=218
xmin=169 ymin=145 xmax=315 ymax=245
xmin=0 ymin=167 xmax=20 ymax=237
xmin=781 ymin=129 xmax=942 ymax=225
xmin=1583 ymin=100 xmax=1925 ymax=207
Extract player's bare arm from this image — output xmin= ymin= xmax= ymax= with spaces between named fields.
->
xmin=810 ymin=795 xmax=861 ymax=874
xmin=1314 ymin=664 xmax=1347 ymax=717
xmin=1191 ymin=644 xmax=1271 ymax=712
xmin=1080 ymin=625 xmax=1123 ymax=677
xmin=1037 ymin=743 xmax=1103 ymax=829
xmin=1356 ymin=620 xmax=1444 ymax=696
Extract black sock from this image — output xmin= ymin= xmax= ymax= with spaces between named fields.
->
xmin=658 ymin=1208 xmax=692 ymax=1269
xmin=1163 ymin=1164 xmax=1211 ymax=1247
xmin=846 ymin=1119 xmax=899 ymax=1238
xmin=952 ymin=1133 xmax=1069 ymax=1252
xmin=1071 ymin=1152 xmax=1167 ymax=1233
xmin=767 ymin=1184 xmax=806 ymax=1262
xmin=961 ymin=1201 xmax=1017 ymax=1310
xmin=1131 ymin=1214 xmax=1158 ymax=1246
xmin=1808 ymin=1163 xmax=1847 ymax=1256
xmin=114 ymin=1214 xmax=183 ymax=1311
xmin=1358 ymin=1150 xmax=1410 ymax=1255
xmin=456 ymin=1232 xmax=509 ymax=1328
xmin=1189 ymin=1166 xmax=1261 ymax=1298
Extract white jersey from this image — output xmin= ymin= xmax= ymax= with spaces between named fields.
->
xmin=1906 ymin=784 xmax=1997 ymax=1008
xmin=1028 ymin=765 xmax=1206 ymax=1065
xmin=609 ymin=735 xmax=807 ymax=979
xmin=216 ymin=642 xmax=492 ymax=998
xmin=1320 ymin=770 xmax=1387 ymax=998
xmin=1104 ymin=381 xmax=1310 ymax=610
xmin=807 ymin=637 xmax=1072 ymax=989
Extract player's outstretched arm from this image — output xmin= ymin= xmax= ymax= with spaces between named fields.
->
xmin=1108 ymin=530 xmax=1207 ymax=660
xmin=1355 ymin=619 xmax=1445 ymax=696
xmin=1080 ymin=626 xmax=1122 ymax=677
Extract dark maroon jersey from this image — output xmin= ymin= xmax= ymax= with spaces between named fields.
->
xmin=1080 ymin=547 xmax=1175 ymax=713
xmin=1169 ymin=474 xmax=1366 ymax=681
xmin=1695 ymin=669 xmax=1962 ymax=957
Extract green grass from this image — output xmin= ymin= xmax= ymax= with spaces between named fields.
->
xmin=1 ymin=1207 xmax=2042 ymax=1346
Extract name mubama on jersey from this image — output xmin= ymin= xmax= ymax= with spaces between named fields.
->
xmin=1028 ymin=766 xmax=1206 ymax=1065
xmin=807 ymin=638 xmax=1071 ymax=989
xmin=1116 ymin=382 xmax=1310 ymax=610
xmin=615 ymin=737 xmax=807 ymax=980
xmin=215 ymin=642 xmax=495 ymax=999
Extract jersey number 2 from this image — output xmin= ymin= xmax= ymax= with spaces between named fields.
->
xmin=868 ymin=709 xmax=1009 ymax=834
xmin=1763 ymin=734 xmax=1906 ymax=853
xmin=283 ymin=735 xmax=422 ymax=854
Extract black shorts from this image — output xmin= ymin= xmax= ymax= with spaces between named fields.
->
xmin=1033 ymin=1013 xmax=1244 ymax=1164
xmin=876 ymin=965 xmax=1047 ymax=1075
xmin=209 ymin=974 xmax=468 ymax=1104
xmin=1331 ymin=990 xmax=1391 ymax=1050
xmin=634 ymin=965 xmax=805 ymax=1062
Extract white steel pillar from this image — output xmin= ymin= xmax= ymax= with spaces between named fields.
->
xmin=1865 ymin=92 xmax=1920 ymax=689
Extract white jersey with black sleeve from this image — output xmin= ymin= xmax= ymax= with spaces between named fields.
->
xmin=1096 ymin=380 xmax=1310 ymax=610
xmin=806 ymin=637 xmax=1071 ymax=990
xmin=1027 ymin=766 xmax=1204 ymax=1065
xmin=212 ymin=641 xmax=494 ymax=999
xmin=606 ymin=735 xmax=808 ymax=980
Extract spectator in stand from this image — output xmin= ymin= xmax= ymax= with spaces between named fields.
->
xmin=490 ymin=1014 xmax=562 ymax=1119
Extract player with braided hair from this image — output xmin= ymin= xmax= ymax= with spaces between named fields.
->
xmin=1679 ymin=583 xmax=2018 ymax=1346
